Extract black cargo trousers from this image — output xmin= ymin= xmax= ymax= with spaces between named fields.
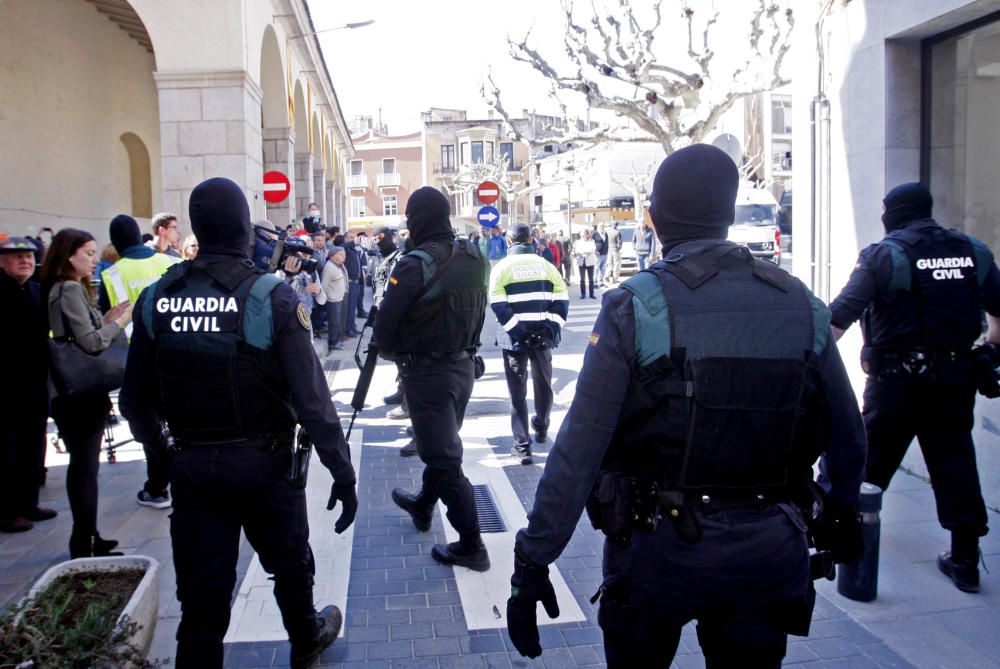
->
xmin=862 ymin=358 xmax=988 ymax=537
xmin=400 ymin=354 xmax=481 ymax=543
xmin=169 ymin=443 xmax=320 ymax=668
xmin=598 ymin=503 xmax=812 ymax=668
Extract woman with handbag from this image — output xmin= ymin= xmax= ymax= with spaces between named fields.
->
xmin=40 ymin=229 xmax=132 ymax=558
xmin=573 ymin=228 xmax=598 ymax=299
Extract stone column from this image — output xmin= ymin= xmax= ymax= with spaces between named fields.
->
xmin=313 ymin=168 xmax=327 ymax=224
xmin=294 ymin=153 xmax=314 ymax=223
xmin=325 ymin=180 xmax=336 ymax=231
xmin=262 ymin=127 xmax=295 ymax=228
xmin=155 ymin=70 xmax=263 ymax=225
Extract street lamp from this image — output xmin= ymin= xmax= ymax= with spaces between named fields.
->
xmin=563 ymin=161 xmax=575 ymax=239
xmin=288 ymin=20 xmax=375 ymax=40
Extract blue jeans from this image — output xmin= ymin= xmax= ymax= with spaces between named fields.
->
xmin=596 ymin=254 xmax=608 ymax=284
xmin=345 ymin=282 xmax=361 ymax=335
xmin=325 ymin=300 xmax=343 ymax=347
xmin=637 ymin=253 xmax=649 ymax=271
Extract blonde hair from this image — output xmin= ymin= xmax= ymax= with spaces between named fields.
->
xmin=181 ymin=235 xmax=199 ymax=260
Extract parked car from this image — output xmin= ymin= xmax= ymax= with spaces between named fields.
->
xmin=728 ymin=187 xmax=781 ymax=265
xmin=617 ymin=223 xmax=639 ymax=276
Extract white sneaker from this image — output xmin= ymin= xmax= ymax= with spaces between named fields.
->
xmin=137 ymin=490 xmax=171 ymax=509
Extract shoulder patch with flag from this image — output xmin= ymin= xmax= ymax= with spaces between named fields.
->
xmin=389 ymin=276 xmax=398 ymax=285
xmin=589 ymin=333 xmax=601 ymax=346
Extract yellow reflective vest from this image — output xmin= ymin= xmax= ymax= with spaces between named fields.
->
xmin=101 ymin=254 xmax=178 ymax=307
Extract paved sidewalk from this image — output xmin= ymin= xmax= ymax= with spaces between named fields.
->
xmin=0 ymin=298 xmax=995 ymax=667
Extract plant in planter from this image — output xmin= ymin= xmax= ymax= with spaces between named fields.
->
xmin=0 ymin=557 xmax=164 ymax=668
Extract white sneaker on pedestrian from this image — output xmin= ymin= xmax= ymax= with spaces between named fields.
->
xmin=387 ymin=405 xmax=409 ymax=420
xmin=136 ymin=490 xmax=171 ymax=509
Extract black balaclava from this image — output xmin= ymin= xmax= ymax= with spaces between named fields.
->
xmin=189 ymin=177 xmax=251 ymax=257
xmin=109 ymin=214 xmax=142 ymax=255
xmin=405 ymin=187 xmax=453 ymax=246
xmin=881 ymin=182 xmax=933 ymax=232
xmin=649 ymin=143 xmax=739 ymax=250
xmin=376 ymin=231 xmax=396 ymax=255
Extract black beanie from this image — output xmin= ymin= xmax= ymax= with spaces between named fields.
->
xmin=109 ymin=214 xmax=142 ymax=254
xmin=881 ymin=182 xmax=933 ymax=232
xmin=189 ymin=177 xmax=251 ymax=257
xmin=405 ymin=187 xmax=453 ymax=246
xmin=649 ymin=144 xmax=739 ymax=247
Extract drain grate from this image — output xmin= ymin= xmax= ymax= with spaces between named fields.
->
xmin=472 ymin=484 xmax=507 ymax=533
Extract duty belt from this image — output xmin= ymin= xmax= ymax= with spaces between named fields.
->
xmin=172 ymin=432 xmax=294 ymax=452
xmin=633 ymin=479 xmax=787 ymax=543
xmin=862 ymin=347 xmax=969 ymax=377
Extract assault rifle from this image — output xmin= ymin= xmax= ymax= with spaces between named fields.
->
xmin=345 ymin=305 xmax=379 ymax=441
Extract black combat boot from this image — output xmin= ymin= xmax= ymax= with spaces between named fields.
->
xmin=938 ymin=532 xmax=981 ymax=593
xmin=937 ymin=552 xmax=980 ymax=593
xmin=391 ymin=488 xmax=433 ymax=531
xmin=290 ymin=605 xmax=342 ymax=669
xmin=431 ymin=537 xmax=491 ymax=572
xmin=531 ymin=416 xmax=548 ymax=443
xmin=510 ymin=443 xmax=532 ymax=465
xmin=383 ymin=387 xmax=404 ymax=405
xmin=399 ymin=439 xmax=418 ymax=457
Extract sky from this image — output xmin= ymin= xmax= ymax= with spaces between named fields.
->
xmin=308 ymin=0 xmax=568 ymax=133
xmin=307 ymin=0 xmax=780 ymax=136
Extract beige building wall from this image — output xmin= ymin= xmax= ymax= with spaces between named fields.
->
xmin=0 ymin=0 xmax=354 ymax=244
xmin=792 ymin=0 xmax=1000 ymax=510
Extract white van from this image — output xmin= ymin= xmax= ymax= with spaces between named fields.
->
xmin=728 ymin=186 xmax=781 ymax=264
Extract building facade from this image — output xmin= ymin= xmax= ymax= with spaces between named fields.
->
xmin=344 ymin=129 xmax=422 ymax=231
xmin=791 ymin=0 xmax=1000 ymax=509
xmin=0 ymin=0 xmax=355 ymax=244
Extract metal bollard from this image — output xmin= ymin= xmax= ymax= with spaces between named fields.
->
xmin=837 ymin=483 xmax=883 ymax=602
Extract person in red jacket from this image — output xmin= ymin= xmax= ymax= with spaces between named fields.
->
xmin=547 ymin=233 xmax=562 ymax=273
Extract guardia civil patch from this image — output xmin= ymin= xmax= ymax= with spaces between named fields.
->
xmin=297 ymin=302 xmax=312 ymax=331
xmin=589 ymin=333 xmax=601 ymax=346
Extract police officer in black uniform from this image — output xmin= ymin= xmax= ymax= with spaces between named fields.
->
xmin=829 ymin=181 xmax=1000 ymax=593
xmin=373 ymin=187 xmax=492 ymax=571
xmin=504 ymin=145 xmax=867 ymax=667
xmin=119 ymin=178 xmax=358 ymax=669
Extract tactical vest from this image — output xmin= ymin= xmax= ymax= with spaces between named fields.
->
xmin=142 ymin=261 xmax=295 ymax=444
xmin=608 ymin=241 xmax=827 ymax=493
xmin=866 ymin=221 xmax=990 ymax=351
xmin=395 ymin=238 xmax=489 ymax=355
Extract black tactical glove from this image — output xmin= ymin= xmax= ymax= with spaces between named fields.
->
xmin=817 ymin=504 xmax=863 ymax=564
xmin=972 ymin=344 xmax=1000 ymax=398
xmin=507 ymin=552 xmax=559 ymax=658
xmin=326 ymin=481 xmax=358 ymax=534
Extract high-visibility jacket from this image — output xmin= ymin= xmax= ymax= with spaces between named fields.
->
xmin=101 ymin=254 xmax=179 ymax=307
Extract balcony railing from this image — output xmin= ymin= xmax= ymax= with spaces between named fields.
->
xmin=433 ymin=164 xmax=458 ymax=176
xmin=377 ymin=172 xmax=401 ymax=187
xmin=348 ymin=174 xmax=367 ymax=189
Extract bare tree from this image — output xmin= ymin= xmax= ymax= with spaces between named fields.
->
xmin=483 ymin=0 xmax=793 ymax=154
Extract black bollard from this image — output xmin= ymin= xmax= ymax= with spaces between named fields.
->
xmin=837 ymin=483 xmax=883 ymax=602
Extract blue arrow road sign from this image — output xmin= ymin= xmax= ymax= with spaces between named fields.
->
xmin=477 ymin=205 xmax=500 ymax=227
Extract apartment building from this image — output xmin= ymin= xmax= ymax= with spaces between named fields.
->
xmin=345 ymin=128 xmax=422 ymax=231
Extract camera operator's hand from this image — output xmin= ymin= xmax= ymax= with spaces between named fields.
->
xmin=507 ymin=553 xmax=559 ymax=658
xmin=282 ymin=255 xmax=303 ymax=274
xmin=326 ymin=481 xmax=358 ymax=534
xmin=307 ymin=282 xmax=322 ymax=295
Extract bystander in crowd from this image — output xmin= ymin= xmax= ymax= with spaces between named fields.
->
xmin=0 ymin=236 xmax=56 ymax=533
xmin=40 ymin=229 xmax=132 ymax=557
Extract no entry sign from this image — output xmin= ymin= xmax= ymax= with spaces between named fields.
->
xmin=263 ymin=170 xmax=291 ymax=204
xmin=476 ymin=181 xmax=500 ymax=206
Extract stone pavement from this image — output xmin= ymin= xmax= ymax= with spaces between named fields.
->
xmin=0 ymin=289 xmax=996 ymax=668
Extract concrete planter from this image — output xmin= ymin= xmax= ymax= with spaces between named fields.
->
xmin=27 ymin=555 xmax=160 ymax=656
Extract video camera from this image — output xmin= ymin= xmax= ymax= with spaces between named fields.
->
xmin=251 ymin=224 xmax=322 ymax=275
